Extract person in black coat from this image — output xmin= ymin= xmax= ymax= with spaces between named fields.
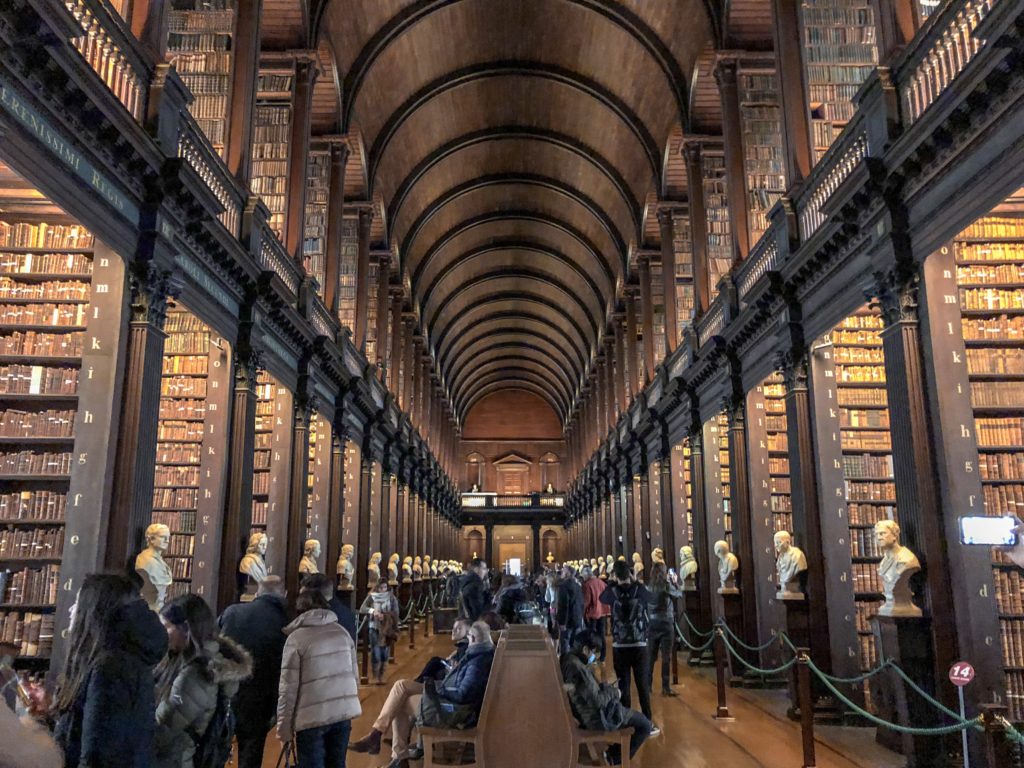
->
xmin=54 ymin=573 xmax=169 ymax=768
xmin=457 ymin=559 xmax=490 ymax=622
xmin=217 ymin=575 xmax=290 ymax=768
xmin=301 ymin=572 xmax=357 ymax=642
xmin=556 ymin=565 xmax=586 ymax=653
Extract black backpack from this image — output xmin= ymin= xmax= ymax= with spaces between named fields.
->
xmin=189 ymin=687 xmax=235 ymax=768
xmin=611 ymin=583 xmax=649 ymax=645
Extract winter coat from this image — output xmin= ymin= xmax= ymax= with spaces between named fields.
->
xmin=153 ymin=636 xmax=252 ymax=768
xmin=560 ymin=649 xmax=625 ymax=731
xmin=494 ymin=585 xmax=527 ymax=624
xmin=648 ymin=581 xmax=683 ymax=623
xmin=582 ymin=577 xmax=611 ymax=621
xmin=556 ymin=577 xmax=585 ymax=631
xmin=276 ymin=609 xmax=361 ymax=741
xmin=328 ymin=595 xmax=358 ymax=643
xmin=55 ymin=597 xmax=168 ymax=768
xmin=436 ymin=643 xmax=495 ymax=709
xmin=360 ymin=591 xmax=399 ymax=635
xmin=218 ymin=593 xmax=289 ymax=728
xmin=457 ymin=572 xmax=489 ymax=622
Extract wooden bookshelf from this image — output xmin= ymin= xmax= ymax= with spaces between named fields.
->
xmin=702 ymin=153 xmax=733 ymax=296
xmin=953 ymin=214 xmax=1024 ymax=721
xmin=250 ymin=370 xmax=293 ymax=578
xmin=303 ymin=150 xmax=330 ymax=296
xmin=251 ymin=69 xmax=295 ymax=239
xmin=799 ymin=0 xmax=879 ymax=162
xmin=0 ymin=215 xmax=120 ymax=667
xmin=739 ymin=68 xmax=786 ymax=246
xmin=342 ymin=439 xmax=360 ymax=546
xmin=306 ymin=412 xmax=330 ymax=551
xmin=672 ymin=212 xmax=695 ymax=329
xmin=650 ymin=260 xmax=666 ymax=364
xmin=338 ymin=216 xmax=358 ymax=331
xmin=366 ymin=260 xmax=380 ymax=365
xmin=702 ymin=411 xmax=731 ymax=559
xmin=166 ymin=0 xmax=235 ymax=156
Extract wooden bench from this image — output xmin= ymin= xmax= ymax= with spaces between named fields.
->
xmin=420 ymin=625 xmax=632 ymax=768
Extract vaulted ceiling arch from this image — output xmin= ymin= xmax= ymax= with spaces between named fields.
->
xmin=444 ymin=338 xmax=581 ymax=397
xmin=452 ymin=356 xmax=575 ymax=412
xmin=461 ymin=381 xmax=567 ymax=425
xmin=457 ymin=371 xmax=569 ymax=422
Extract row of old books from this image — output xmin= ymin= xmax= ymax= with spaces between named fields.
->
xmin=0 ymin=332 xmax=83 ymax=357
xmin=0 ymin=366 xmax=77 ymax=396
xmin=1000 ymin=620 xmax=1024 ymax=666
xmin=845 ymin=480 xmax=895 ymax=501
xmin=849 ymin=503 xmax=897 ymax=526
xmin=849 ymin=528 xmax=881 ymax=558
xmin=979 ymin=452 xmax=1024 ymax=481
xmin=840 ymin=430 xmax=892 ymax=451
xmin=0 ymin=252 xmax=91 ymax=274
xmin=855 ymin=600 xmax=883 ymax=632
xmin=995 ymin=569 xmax=1024 ymax=614
xmin=833 ymin=346 xmax=884 ymax=364
xmin=0 ymin=451 xmax=71 ymax=475
xmin=0 ymin=565 xmax=59 ymax=606
xmin=837 ymin=387 xmax=889 ymax=407
xmin=0 ymin=528 xmax=63 ymax=559
xmin=151 ymin=509 xmax=196 ymax=531
xmin=967 ymin=348 xmax=1024 ymax=374
xmin=158 ymin=398 xmax=206 ymax=421
xmin=155 ymin=442 xmax=201 ymax=465
xmin=975 ymin=417 xmax=1024 ymax=446
xmin=841 ymin=408 xmax=890 ymax=428
xmin=0 ymin=610 xmax=53 ymax=657
xmin=0 ymin=409 xmax=74 ymax=437
xmin=0 ymin=491 xmax=65 ymax=521
xmin=0 ymin=303 xmax=88 ymax=327
xmin=982 ymin=484 xmax=1024 ymax=517
xmin=161 ymin=376 xmax=208 ymax=398
xmin=971 ymin=382 xmax=1024 ymax=408
xmin=157 ymin=421 xmax=203 ymax=442
xmin=0 ymin=223 xmax=92 ymax=250
xmin=154 ymin=465 xmax=200 ymax=487
xmin=0 ymin=279 xmax=89 ymax=301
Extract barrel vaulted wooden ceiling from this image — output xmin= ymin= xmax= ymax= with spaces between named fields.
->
xmin=270 ymin=0 xmax=774 ymax=428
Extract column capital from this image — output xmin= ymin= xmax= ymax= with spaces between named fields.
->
xmin=129 ymin=264 xmax=183 ymax=326
xmin=712 ymin=55 xmax=740 ymax=87
xmin=869 ymin=267 xmax=920 ymax=327
xmin=775 ymin=347 xmax=809 ymax=392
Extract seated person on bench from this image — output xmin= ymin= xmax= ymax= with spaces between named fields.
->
xmin=560 ymin=629 xmax=652 ymax=766
xmin=349 ymin=618 xmax=487 ymax=764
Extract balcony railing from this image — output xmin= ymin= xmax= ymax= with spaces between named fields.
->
xmin=797 ymin=124 xmax=870 ymax=242
xmin=178 ymin=114 xmax=243 ymax=237
xmin=260 ymin=230 xmax=301 ymax=295
xmin=461 ymin=493 xmax=565 ymax=509
xmin=898 ymin=0 xmax=995 ymax=125
xmin=65 ymin=0 xmax=147 ymax=121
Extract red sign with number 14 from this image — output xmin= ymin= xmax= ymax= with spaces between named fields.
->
xmin=948 ymin=661 xmax=975 ymax=687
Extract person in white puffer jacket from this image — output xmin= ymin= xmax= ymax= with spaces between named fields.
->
xmin=277 ymin=590 xmax=361 ymax=767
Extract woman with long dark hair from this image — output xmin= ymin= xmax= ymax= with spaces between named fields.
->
xmin=646 ymin=563 xmax=682 ymax=697
xmin=53 ymin=573 xmax=168 ymax=767
xmin=154 ymin=594 xmax=251 ymax=768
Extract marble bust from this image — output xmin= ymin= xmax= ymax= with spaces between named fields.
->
xmin=714 ymin=539 xmax=739 ymax=594
xmin=631 ymin=552 xmax=644 ymax=579
xmin=299 ymin=539 xmax=321 ymax=575
xmin=875 ymin=520 xmax=922 ymax=617
xmin=423 ymin=555 xmax=433 ymax=578
xmin=240 ymin=533 xmax=269 ymax=584
xmin=136 ymin=523 xmax=173 ymax=611
xmin=413 ymin=556 xmax=423 ymax=580
xmin=774 ymin=531 xmax=808 ymax=599
xmin=387 ymin=554 xmax=400 ymax=585
xmin=368 ymin=551 xmax=382 ymax=586
xmin=651 ymin=547 xmax=665 ymax=566
xmin=336 ymin=543 xmax=355 ymax=591
xmin=402 ymin=555 xmax=413 ymax=583
xmin=679 ymin=545 xmax=698 ymax=590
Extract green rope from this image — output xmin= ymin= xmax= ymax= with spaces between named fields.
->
xmin=807 ymin=660 xmax=983 ymax=737
xmin=674 ymin=622 xmax=715 ymax=653
xmin=818 ymin=659 xmax=895 ymax=685
xmin=885 ymin=663 xmax=968 ymax=723
xmin=683 ymin=613 xmax=714 ymax=638
xmin=996 ymin=716 xmax=1024 ymax=746
xmin=718 ymin=631 xmax=797 ymax=676
xmin=717 ymin=620 xmax=786 ymax=654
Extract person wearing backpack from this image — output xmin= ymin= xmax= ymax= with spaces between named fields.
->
xmin=154 ymin=594 xmax=253 ymax=768
xmin=277 ymin=590 xmax=361 ymax=768
xmin=600 ymin=559 xmax=658 ymax=736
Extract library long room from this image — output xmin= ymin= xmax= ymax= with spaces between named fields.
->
xmin=1 ymin=0 xmax=1023 ymax=766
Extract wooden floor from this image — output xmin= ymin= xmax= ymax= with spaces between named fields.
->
xmin=259 ymin=630 xmax=903 ymax=768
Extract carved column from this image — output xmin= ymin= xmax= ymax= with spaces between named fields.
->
xmin=374 ymin=255 xmax=391 ymax=377
xmin=327 ymin=424 xmax=346 ymax=580
xmin=622 ymin=469 xmax=636 ymax=556
xmin=871 ymin=0 xmax=920 ymax=61
xmin=638 ymin=462 xmax=653 ymax=569
xmin=624 ymin=289 xmax=640 ymax=400
xmin=128 ymin=0 xmax=168 ymax=60
xmin=403 ymin=317 xmax=416 ymax=413
xmin=726 ymin=396 xmax=760 ymax=648
xmin=218 ymin=337 xmax=259 ymax=611
xmin=284 ymin=56 xmax=316 ymax=261
xmin=715 ymin=56 xmax=752 ymax=262
xmin=611 ymin=482 xmax=624 ymax=557
xmin=105 ymin=268 xmax=176 ymax=572
xmin=658 ymin=425 xmax=677 ymax=569
xmin=355 ymin=452 xmax=374 ymax=598
xmin=614 ymin=314 xmax=627 ymax=411
xmin=225 ymin=0 xmax=262 ymax=182
xmin=396 ymin=470 xmax=408 ymax=557
xmin=286 ymin=394 xmax=313 ymax=597
xmin=323 ymin=140 xmax=350 ymax=315
xmin=688 ymin=426 xmax=714 ymax=631
xmin=780 ymin=349 xmax=833 ymax=675
xmin=638 ymin=255 xmax=656 ymax=380
xmin=389 ymin=290 xmax=403 ymax=394
xmin=379 ymin=459 xmax=393 ymax=560
xmin=658 ymin=209 xmax=680 ymax=354
xmin=484 ymin=523 xmax=494 ymax=569
xmin=605 ymin=338 xmax=617 ymax=427
xmin=353 ymin=209 xmax=373 ymax=351
xmin=771 ymin=0 xmax=814 ymax=186
xmin=683 ymin=142 xmax=711 ymax=316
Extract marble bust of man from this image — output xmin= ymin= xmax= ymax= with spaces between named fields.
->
xmin=679 ymin=545 xmax=698 ymax=590
xmin=631 ymin=552 xmax=644 ymax=580
xmin=714 ymin=539 xmax=739 ymax=594
xmin=240 ymin=532 xmax=269 ymax=584
xmin=413 ymin=556 xmax=423 ymax=580
xmin=875 ymin=520 xmax=922 ymax=617
xmin=136 ymin=523 xmax=173 ymax=611
xmin=299 ymin=539 xmax=321 ymax=575
xmin=368 ymin=551 xmax=382 ymax=585
xmin=336 ymin=543 xmax=355 ymax=591
xmin=651 ymin=547 xmax=665 ymax=566
xmin=388 ymin=554 xmax=400 ymax=585
xmin=402 ymin=555 xmax=413 ymax=583
xmin=774 ymin=531 xmax=808 ymax=599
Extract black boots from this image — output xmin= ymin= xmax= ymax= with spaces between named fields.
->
xmin=348 ymin=728 xmax=382 ymax=755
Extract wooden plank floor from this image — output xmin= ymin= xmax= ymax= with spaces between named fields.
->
xmin=259 ymin=630 xmax=903 ymax=768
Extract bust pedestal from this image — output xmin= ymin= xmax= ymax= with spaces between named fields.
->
xmin=782 ymin=596 xmax=840 ymax=722
xmin=337 ymin=586 xmax=355 ymax=612
xmin=683 ymin=588 xmax=713 ymax=667
xmin=870 ymin=615 xmax=941 ymax=767
xmin=398 ymin=580 xmax=413 ymax=616
xmin=718 ymin=590 xmax=745 ymax=686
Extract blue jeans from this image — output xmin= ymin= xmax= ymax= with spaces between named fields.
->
xmin=295 ymin=720 xmax=351 ymax=768
xmin=369 ymin=628 xmax=389 ymax=666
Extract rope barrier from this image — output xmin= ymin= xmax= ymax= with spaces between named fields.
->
xmin=807 ymin=659 xmax=983 ymax=737
xmin=716 ymin=619 xmax=786 ymax=654
xmin=717 ymin=630 xmax=797 ymax=676
xmin=683 ymin=613 xmax=714 ymax=638
xmin=674 ymin=621 xmax=715 ymax=653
